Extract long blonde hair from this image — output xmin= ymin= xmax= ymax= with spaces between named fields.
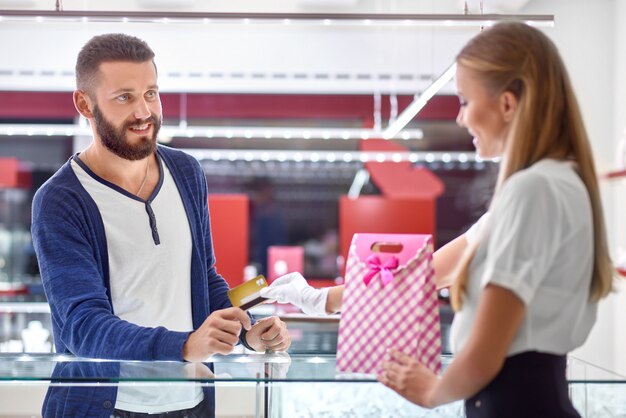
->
xmin=450 ymin=22 xmax=614 ymax=311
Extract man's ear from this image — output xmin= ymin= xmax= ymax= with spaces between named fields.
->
xmin=73 ymin=90 xmax=94 ymax=119
xmin=500 ymin=91 xmax=518 ymax=123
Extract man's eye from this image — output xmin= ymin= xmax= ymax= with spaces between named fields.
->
xmin=146 ymin=90 xmax=157 ymax=99
xmin=117 ymin=94 xmax=129 ymax=102
xmin=459 ymin=100 xmax=468 ymax=107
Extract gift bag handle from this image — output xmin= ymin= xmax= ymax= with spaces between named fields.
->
xmin=353 ymin=233 xmax=431 ymax=265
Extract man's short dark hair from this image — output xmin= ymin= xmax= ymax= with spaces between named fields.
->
xmin=75 ymin=33 xmax=156 ymax=93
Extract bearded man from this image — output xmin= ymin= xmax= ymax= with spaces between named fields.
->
xmin=31 ymin=33 xmax=290 ymax=418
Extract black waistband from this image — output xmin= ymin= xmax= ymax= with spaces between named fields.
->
xmin=501 ymin=350 xmax=566 ymax=368
xmin=465 ymin=351 xmax=581 ymax=418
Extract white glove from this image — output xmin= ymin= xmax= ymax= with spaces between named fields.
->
xmin=259 ymin=272 xmax=330 ymax=316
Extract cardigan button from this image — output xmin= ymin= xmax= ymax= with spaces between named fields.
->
xmin=475 ymin=400 xmax=482 ymax=408
xmin=103 ymin=400 xmax=112 ymax=408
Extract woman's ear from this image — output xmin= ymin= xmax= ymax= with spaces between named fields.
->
xmin=73 ymin=90 xmax=94 ymax=119
xmin=500 ymin=91 xmax=518 ymax=123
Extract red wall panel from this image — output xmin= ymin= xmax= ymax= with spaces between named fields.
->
xmin=0 ymin=92 xmax=459 ymax=122
xmin=208 ymin=194 xmax=249 ymax=288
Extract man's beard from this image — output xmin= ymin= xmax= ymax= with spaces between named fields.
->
xmin=92 ymin=105 xmax=161 ymax=161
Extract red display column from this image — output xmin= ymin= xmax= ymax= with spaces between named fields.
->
xmin=208 ymin=194 xmax=249 ymax=288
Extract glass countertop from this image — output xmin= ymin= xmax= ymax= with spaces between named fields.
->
xmin=1 ymin=353 xmax=625 ymax=418
xmin=0 ymin=353 xmax=624 ymax=384
xmin=0 ymin=352 xmax=408 ymax=384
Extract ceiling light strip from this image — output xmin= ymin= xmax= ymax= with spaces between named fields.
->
xmin=383 ymin=63 xmax=457 ymax=139
xmin=0 ymin=124 xmax=424 ymax=140
xmin=0 ymin=10 xmax=554 ymax=27
xmin=183 ymin=149 xmax=484 ymax=164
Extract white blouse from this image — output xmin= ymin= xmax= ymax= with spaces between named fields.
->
xmin=450 ymin=159 xmax=597 ymax=356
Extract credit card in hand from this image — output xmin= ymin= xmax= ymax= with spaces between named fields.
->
xmin=228 ymin=275 xmax=269 ymax=311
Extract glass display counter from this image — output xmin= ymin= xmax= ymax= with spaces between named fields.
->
xmin=0 ymin=304 xmax=454 ymax=355
xmin=0 ymin=353 xmax=624 ymax=418
xmin=0 ymin=297 xmax=51 ymax=353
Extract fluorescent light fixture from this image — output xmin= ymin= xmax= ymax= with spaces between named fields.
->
xmin=383 ymin=63 xmax=457 ymax=139
xmin=184 ymin=149 xmax=482 ymax=164
xmin=0 ymin=10 xmax=554 ymax=27
xmin=0 ymin=123 xmax=424 ymax=141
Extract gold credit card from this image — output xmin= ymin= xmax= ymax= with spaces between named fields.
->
xmin=228 ymin=275 xmax=269 ymax=311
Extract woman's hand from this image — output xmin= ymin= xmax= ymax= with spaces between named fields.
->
xmin=259 ymin=272 xmax=330 ymax=315
xmin=378 ymin=349 xmax=440 ymax=409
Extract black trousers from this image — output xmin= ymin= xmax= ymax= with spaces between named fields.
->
xmin=465 ymin=351 xmax=581 ymax=418
xmin=111 ymin=396 xmax=212 ymax=418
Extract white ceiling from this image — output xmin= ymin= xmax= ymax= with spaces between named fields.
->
xmin=0 ymin=0 xmax=529 ymax=14
xmin=0 ymin=0 xmax=535 ymax=94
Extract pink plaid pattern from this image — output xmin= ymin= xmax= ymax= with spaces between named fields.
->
xmin=336 ymin=235 xmax=441 ymax=375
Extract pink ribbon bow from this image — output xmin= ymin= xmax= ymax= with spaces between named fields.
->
xmin=362 ymin=254 xmax=399 ymax=286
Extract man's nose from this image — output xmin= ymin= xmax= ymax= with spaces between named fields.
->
xmin=133 ymin=98 xmax=151 ymax=120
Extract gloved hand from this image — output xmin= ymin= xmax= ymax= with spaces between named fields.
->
xmin=259 ymin=272 xmax=330 ymax=316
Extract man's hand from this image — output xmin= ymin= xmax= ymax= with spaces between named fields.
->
xmin=183 ymin=307 xmax=251 ymax=362
xmin=243 ymin=316 xmax=291 ymax=352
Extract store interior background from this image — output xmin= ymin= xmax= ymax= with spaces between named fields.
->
xmin=1 ymin=0 xmax=625 ymax=379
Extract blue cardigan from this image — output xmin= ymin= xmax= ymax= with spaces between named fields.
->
xmin=32 ymin=145 xmax=239 ymax=416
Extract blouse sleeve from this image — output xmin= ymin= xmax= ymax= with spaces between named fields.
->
xmin=479 ymin=172 xmax=560 ymax=305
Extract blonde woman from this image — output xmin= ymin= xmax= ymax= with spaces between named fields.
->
xmin=262 ymin=22 xmax=614 ymax=417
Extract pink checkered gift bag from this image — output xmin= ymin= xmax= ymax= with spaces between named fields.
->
xmin=336 ymin=233 xmax=441 ymax=375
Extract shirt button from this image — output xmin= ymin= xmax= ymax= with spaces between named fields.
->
xmin=103 ymin=400 xmax=112 ymax=408
xmin=475 ymin=400 xmax=482 ymax=408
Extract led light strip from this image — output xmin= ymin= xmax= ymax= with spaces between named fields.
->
xmin=0 ymin=124 xmax=487 ymax=164
xmin=0 ymin=11 xmax=555 ymax=27
xmin=0 ymin=124 xmax=424 ymax=141
xmin=183 ymin=149 xmax=486 ymax=164
xmin=0 ymin=124 xmax=89 ymax=137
